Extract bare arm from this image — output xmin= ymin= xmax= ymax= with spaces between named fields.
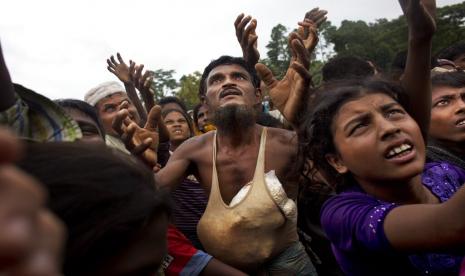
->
xmin=107 ymin=53 xmax=147 ymax=123
xmin=155 ymin=137 xmax=199 ymax=190
xmin=384 ymin=184 xmax=465 ymax=252
xmin=0 ymin=42 xmax=16 ymax=111
xmin=399 ymin=0 xmax=436 ymax=138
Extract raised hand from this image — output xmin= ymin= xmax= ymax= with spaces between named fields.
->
xmin=234 ymin=13 xmax=260 ymax=66
xmin=130 ymin=64 xmax=156 ymax=111
xmin=107 ymin=53 xmax=135 ymax=84
xmin=398 ymin=0 xmax=436 ymax=138
xmin=399 ymin=0 xmax=436 ymax=41
xmin=255 ymin=35 xmax=312 ymax=127
xmin=112 ymin=103 xmax=168 ymax=170
xmin=296 ymin=8 xmax=328 ymax=55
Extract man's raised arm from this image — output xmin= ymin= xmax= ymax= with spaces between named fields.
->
xmin=154 ymin=140 xmax=195 ymax=190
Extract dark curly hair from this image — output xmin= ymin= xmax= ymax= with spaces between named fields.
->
xmin=298 ymin=78 xmax=409 ymax=192
xmin=435 ymin=41 xmax=465 ymax=62
xmin=432 ymin=71 xmax=465 ymax=88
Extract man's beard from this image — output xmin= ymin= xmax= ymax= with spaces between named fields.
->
xmin=212 ymin=104 xmax=256 ymax=135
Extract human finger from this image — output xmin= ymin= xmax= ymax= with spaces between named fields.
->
xmin=132 ymin=138 xmax=152 ymax=156
xmin=290 ymin=61 xmax=312 ymax=83
xmin=0 ymin=128 xmax=22 ymax=164
xmin=242 ymin=18 xmax=257 ymax=45
xmin=121 ymin=123 xmax=136 ymax=147
xmin=110 ymin=55 xmax=118 ymax=66
xmin=116 ymin=52 xmax=125 ymax=64
xmin=0 ymin=166 xmax=46 ymax=268
xmin=135 ymin=64 xmax=144 ymax=83
xmin=292 ymin=38 xmax=311 ymax=69
xmin=236 ymin=15 xmax=252 ymax=43
xmin=106 ymin=59 xmax=115 ymax=68
xmin=255 ymin=63 xmax=277 ymax=89
xmin=145 ymin=105 xmax=162 ymax=130
xmin=112 ymin=109 xmax=129 ymax=136
xmin=5 ymin=210 xmax=65 ymax=276
xmin=234 ymin=13 xmax=245 ymax=29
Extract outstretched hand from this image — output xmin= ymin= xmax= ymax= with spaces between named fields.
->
xmin=107 ymin=53 xmax=135 ymax=84
xmin=399 ymin=0 xmax=436 ymax=41
xmin=296 ymin=8 xmax=328 ymax=55
xmin=112 ymin=103 xmax=168 ymax=171
xmin=234 ymin=13 xmax=260 ymax=66
xmin=130 ymin=64 xmax=156 ymax=111
xmin=255 ymin=35 xmax=312 ymax=127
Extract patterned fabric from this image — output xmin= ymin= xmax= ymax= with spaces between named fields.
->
xmin=163 ymin=225 xmax=212 ymax=276
xmin=0 ymin=84 xmax=81 ymax=142
xmin=321 ymin=162 xmax=465 ymax=276
xmin=427 ymin=140 xmax=465 ymax=171
xmin=171 ymin=176 xmax=207 ymax=249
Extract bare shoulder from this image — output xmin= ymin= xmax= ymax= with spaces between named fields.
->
xmin=172 ymin=131 xmax=215 ymax=159
xmin=266 ymin=127 xmax=298 ymax=150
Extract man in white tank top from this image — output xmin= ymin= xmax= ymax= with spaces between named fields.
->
xmin=115 ymin=53 xmax=316 ymax=274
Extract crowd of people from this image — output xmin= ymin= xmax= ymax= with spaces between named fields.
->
xmin=1 ymin=0 xmax=465 ymax=275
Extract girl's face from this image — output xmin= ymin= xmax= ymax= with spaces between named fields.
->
xmin=327 ymin=93 xmax=425 ymax=186
xmin=429 ymin=85 xmax=465 ymax=144
xmin=163 ymin=111 xmax=191 ymax=143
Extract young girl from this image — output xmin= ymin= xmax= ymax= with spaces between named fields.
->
xmin=428 ymin=71 xmax=465 ymax=169
xmin=161 ymin=108 xmax=208 ymax=249
xmin=299 ymin=79 xmax=465 ymax=275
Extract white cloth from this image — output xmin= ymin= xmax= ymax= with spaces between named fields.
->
xmin=229 ymin=170 xmax=297 ymax=222
xmin=84 ymin=81 xmax=125 ymax=106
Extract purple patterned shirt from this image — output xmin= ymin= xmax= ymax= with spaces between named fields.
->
xmin=321 ymin=162 xmax=465 ymax=276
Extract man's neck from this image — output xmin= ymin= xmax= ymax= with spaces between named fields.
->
xmin=216 ymin=124 xmax=260 ymax=149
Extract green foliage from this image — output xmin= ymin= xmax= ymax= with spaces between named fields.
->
xmin=175 ymin=71 xmax=202 ymax=110
xmin=262 ymin=24 xmax=291 ymax=79
xmin=148 ymin=69 xmax=178 ymax=102
xmin=323 ymin=2 xmax=465 ymax=70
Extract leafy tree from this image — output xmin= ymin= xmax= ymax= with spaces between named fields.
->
xmin=323 ymin=2 xmax=465 ymax=70
xmin=148 ymin=69 xmax=178 ymax=102
xmin=262 ymin=24 xmax=291 ymax=79
xmin=175 ymin=71 xmax=202 ymax=110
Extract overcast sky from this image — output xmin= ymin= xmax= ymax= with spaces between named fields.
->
xmin=1 ymin=0 xmax=462 ymax=100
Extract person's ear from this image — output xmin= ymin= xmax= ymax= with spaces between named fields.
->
xmin=325 ymin=153 xmax=349 ymax=174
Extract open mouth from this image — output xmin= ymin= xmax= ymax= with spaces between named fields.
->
xmin=455 ymin=118 xmax=465 ymax=126
xmin=172 ymin=129 xmax=183 ymax=135
xmin=385 ymin=143 xmax=413 ymax=159
xmin=219 ymin=88 xmax=242 ymax=99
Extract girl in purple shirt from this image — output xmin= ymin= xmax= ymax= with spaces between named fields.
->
xmin=298 ymin=0 xmax=465 ymax=275
xmin=299 ymin=78 xmax=465 ymax=275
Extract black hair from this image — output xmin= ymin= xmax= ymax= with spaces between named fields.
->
xmin=298 ymin=78 xmax=409 ymax=192
xmin=322 ymin=56 xmax=375 ymax=83
xmin=161 ymin=108 xmax=194 ymax=138
xmin=158 ymin=96 xmax=188 ymax=113
xmin=432 ymin=71 xmax=465 ymax=89
xmin=199 ymin=56 xmax=261 ymax=99
xmin=435 ymin=41 xmax=465 ymax=62
xmin=16 ymin=142 xmax=171 ymax=276
xmin=55 ymin=99 xmax=106 ymax=138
